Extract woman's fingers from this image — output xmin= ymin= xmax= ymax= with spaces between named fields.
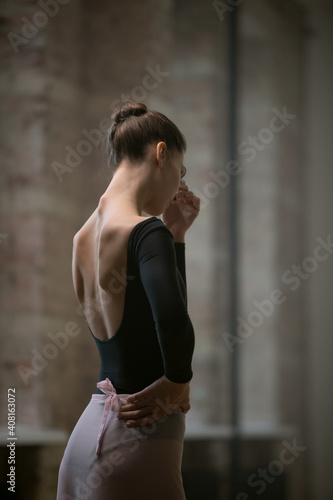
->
xmin=177 ymin=181 xmax=200 ymax=212
xmin=124 ymin=400 xmax=190 ymax=427
xmin=118 ymin=405 xmax=155 ymax=420
xmin=124 ymin=408 xmax=169 ymax=427
xmin=193 ymin=195 xmax=200 ymax=210
xmin=117 ymin=375 xmax=191 ymax=426
xmin=127 ymin=389 xmax=152 ymax=404
xmin=181 ymin=402 xmax=191 ymax=414
xmin=118 ymin=404 xmax=169 ymax=426
xmin=177 ymin=189 xmax=198 ymax=203
xmin=120 ymin=398 xmax=152 ymax=411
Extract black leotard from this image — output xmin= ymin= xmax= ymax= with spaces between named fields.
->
xmin=89 ymin=217 xmax=195 ymax=395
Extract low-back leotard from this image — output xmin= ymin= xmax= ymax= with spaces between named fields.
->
xmin=89 ymin=216 xmax=195 ymax=394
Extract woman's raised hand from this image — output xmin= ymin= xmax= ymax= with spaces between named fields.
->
xmin=117 ymin=375 xmax=191 ymax=427
xmin=162 ymin=180 xmax=200 ymax=241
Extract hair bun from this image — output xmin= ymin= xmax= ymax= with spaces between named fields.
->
xmin=112 ymin=102 xmax=147 ymax=125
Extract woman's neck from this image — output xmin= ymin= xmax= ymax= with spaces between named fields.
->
xmin=100 ymin=160 xmax=153 ymax=216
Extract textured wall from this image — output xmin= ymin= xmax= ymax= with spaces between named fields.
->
xmin=0 ymin=0 xmax=309 ymax=498
xmin=238 ymin=0 xmax=304 ymax=428
xmin=0 ymin=0 xmax=90 ymax=434
xmin=300 ymin=1 xmax=333 ymax=499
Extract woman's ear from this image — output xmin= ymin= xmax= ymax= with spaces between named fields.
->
xmin=156 ymin=141 xmax=167 ymax=168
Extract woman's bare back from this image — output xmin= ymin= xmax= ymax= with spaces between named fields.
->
xmin=72 ymin=198 xmax=148 ymax=341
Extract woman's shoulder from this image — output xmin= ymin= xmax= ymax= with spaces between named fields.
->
xmin=99 ymin=216 xmax=161 ymax=244
xmin=128 ymin=217 xmax=175 ymax=258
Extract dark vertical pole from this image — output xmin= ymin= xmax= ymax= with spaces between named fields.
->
xmin=229 ymin=4 xmax=240 ymax=499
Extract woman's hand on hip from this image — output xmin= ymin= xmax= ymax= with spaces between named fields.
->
xmin=117 ymin=375 xmax=191 ymax=427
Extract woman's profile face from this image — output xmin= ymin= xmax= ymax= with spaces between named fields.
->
xmin=159 ymin=149 xmax=187 ymax=213
xmin=165 ymin=149 xmax=185 ymax=196
xmin=144 ymin=147 xmax=186 ymax=216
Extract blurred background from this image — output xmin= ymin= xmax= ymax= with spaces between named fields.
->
xmin=0 ymin=0 xmax=332 ymax=499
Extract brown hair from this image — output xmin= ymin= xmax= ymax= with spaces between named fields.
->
xmin=107 ymin=101 xmax=186 ymax=168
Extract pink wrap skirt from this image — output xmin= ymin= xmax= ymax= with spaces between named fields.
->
xmin=56 ymin=379 xmax=186 ymax=500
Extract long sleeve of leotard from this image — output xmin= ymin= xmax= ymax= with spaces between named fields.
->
xmin=133 ymin=224 xmax=194 ymax=383
xmin=174 ymin=242 xmax=187 ymax=292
